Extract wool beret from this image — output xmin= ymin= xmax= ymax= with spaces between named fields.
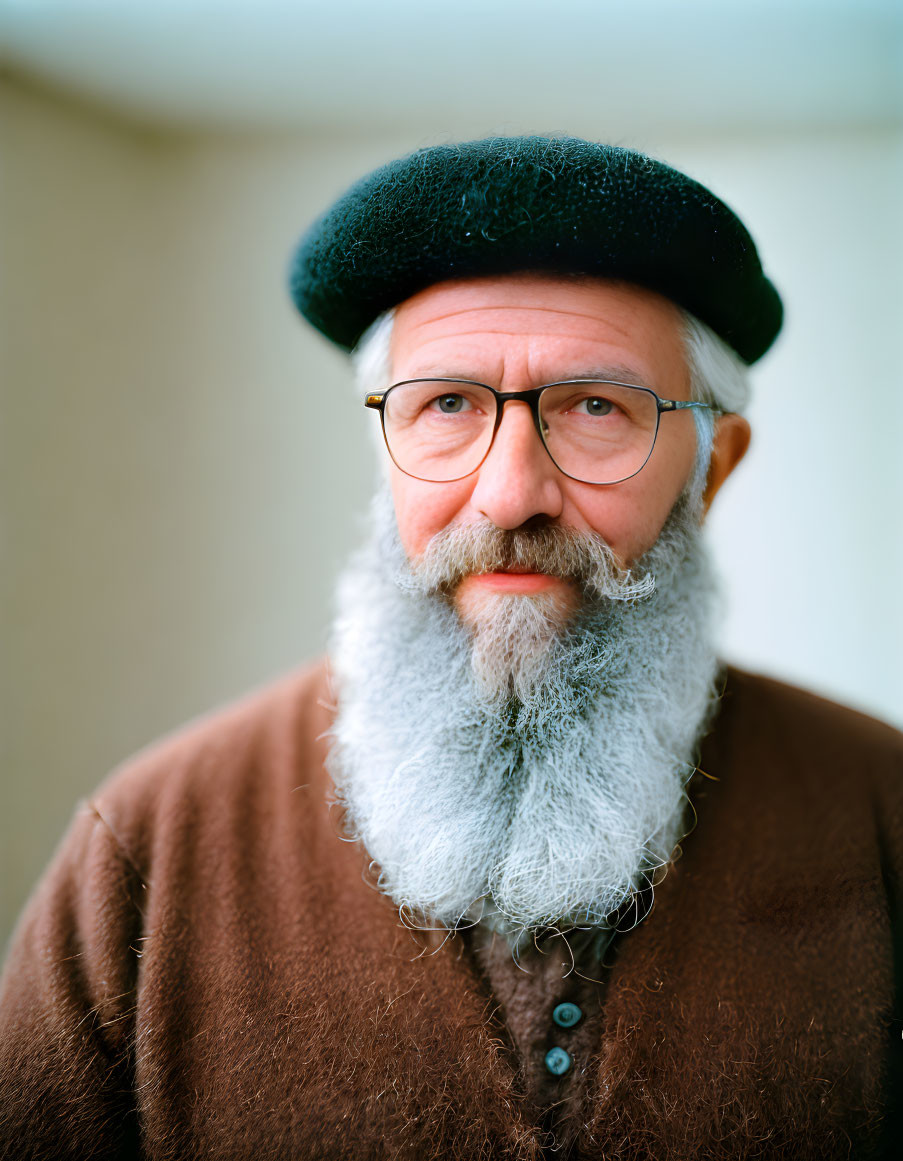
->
xmin=289 ymin=136 xmax=782 ymax=365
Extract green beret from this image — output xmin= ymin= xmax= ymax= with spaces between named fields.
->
xmin=289 ymin=136 xmax=782 ymax=365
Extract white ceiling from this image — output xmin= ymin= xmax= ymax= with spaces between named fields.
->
xmin=1 ymin=0 xmax=901 ymax=135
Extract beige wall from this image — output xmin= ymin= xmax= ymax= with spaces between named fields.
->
xmin=3 ymin=75 xmax=901 ymax=949
xmin=1 ymin=79 xmax=402 ymax=943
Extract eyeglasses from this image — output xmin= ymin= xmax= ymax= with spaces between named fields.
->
xmin=365 ymin=379 xmax=715 ymax=485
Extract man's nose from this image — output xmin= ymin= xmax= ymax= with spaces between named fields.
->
xmin=469 ymin=400 xmax=565 ymax=529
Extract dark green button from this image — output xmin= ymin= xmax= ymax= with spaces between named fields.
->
xmin=544 ymin=1046 xmax=572 ymax=1076
xmin=552 ymin=1002 xmax=582 ymax=1028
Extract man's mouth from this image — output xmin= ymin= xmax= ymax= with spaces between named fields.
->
xmin=463 ymin=570 xmax=571 ymax=595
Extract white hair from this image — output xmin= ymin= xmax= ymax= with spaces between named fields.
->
xmin=330 ymin=486 xmax=719 ymax=941
xmin=352 ymin=308 xmax=396 ymax=405
xmin=681 ymin=311 xmax=751 ymax=502
xmin=350 ymin=293 xmax=751 ymax=500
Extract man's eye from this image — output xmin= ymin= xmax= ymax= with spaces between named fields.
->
xmin=577 ymin=396 xmax=615 ymax=416
xmin=433 ymin=394 xmax=469 ymax=413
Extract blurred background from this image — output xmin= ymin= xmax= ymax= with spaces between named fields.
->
xmin=2 ymin=0 xmax=901 ymax=951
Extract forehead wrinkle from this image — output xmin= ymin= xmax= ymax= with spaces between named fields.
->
xmin=394 ymin=363 xmax=656 ymax=392
xmin=405 ymin=301 xmax=635 ymax=322
xmin=392 ymin=287 xmax=688 ymax=394
xmin=396 ymin=328 xmax=660 ymax=388
xmin=395 ymin=323 xmax=650 ymax=373
xmin=399 ymin=307 xmax=638 ymax=342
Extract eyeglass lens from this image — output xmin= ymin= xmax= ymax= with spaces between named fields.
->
xmin=382 ymin=380 xmax=660 ymax=484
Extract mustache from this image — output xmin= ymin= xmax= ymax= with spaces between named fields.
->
xmin=402 ymin=519 xmax=655 ymax=602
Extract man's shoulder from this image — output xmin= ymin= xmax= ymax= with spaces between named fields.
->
xmin=723 ymin=665 xmax=902 ymax=751
xmin=719 ymin=665 xmax=903 ymax=797
xmin=89 ymin=658 xmax=336 ymax=879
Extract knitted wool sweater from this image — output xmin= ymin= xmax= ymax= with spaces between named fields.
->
xmin=0 ymin=663 xmax=901 ymax=1160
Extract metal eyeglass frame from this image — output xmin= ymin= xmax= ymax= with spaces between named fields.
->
xmin=364 ymin=378 xmax=717 ymax=486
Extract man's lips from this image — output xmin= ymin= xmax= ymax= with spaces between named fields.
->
xmin=461 ymin=570 xmax=570 ymax=594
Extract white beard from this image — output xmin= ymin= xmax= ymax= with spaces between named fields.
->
xmin=328 ymin=488 xmax=721 ymax=941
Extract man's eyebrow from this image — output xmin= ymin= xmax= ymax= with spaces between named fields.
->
xmin=395 ymin=364 xmax=653 ymax=387
xmin=547 ymin=365 xmax=652 ymax=386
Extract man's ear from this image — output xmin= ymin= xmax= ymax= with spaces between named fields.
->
xmin=703 ymin=413 xmax=751 ymax=513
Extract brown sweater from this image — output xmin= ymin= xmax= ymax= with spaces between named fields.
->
xmin=1 ymin=663 xmax=901 ymax=1160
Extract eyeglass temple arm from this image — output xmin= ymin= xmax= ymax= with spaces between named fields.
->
xmin=658 ymin=399 xmax=713 ymax=413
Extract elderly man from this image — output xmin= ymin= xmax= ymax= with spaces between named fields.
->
xmin=1 ymin=137 xmax=901 ymax=1160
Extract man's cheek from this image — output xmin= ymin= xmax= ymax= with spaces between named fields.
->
xmin=391 ymin=476 xmax=472 ymax=559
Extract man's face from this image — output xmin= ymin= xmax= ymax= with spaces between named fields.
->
xmin=388 ymin=273 xmax=703 ymax=625
xmin=337 ymin=276 xmax=752 ymax=934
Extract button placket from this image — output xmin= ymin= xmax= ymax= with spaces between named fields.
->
xmin=544 ymin=1045 xmax=572 ymax=1076
xmin=545 ymin=1001 xmax=583 ymax=1076
xmin=552 ymin=1001 xmax=582 ymax=1029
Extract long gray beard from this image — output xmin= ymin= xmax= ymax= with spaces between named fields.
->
xmin=328 ymin=489 xmax=721 ymax=940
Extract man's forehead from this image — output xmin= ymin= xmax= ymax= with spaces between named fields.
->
xmin=389 ymin=273 xmax=689 ymax=389
xmin=393 ymin=273 xmax=683 ymax=334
